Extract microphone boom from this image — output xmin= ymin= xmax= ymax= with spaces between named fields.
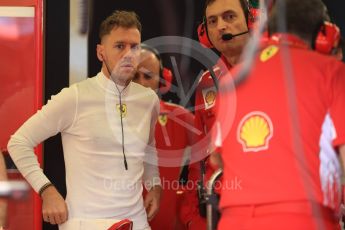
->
xmin=222 ymin=31 xmax=249 ymax=41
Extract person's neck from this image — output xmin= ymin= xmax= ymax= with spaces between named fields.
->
xmin=223 ymin=52 xmax=240 ymax=66
xmin=113 ymin=78 xmax=131 ymax=87
xmin=102 ymin=68 xmax=131 ymax=87
xmin=270 ymin=33 xmax=311 ymax=49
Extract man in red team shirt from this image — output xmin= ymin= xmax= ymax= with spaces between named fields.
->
xmin=179 ymin=0 xmax=252 ymax=229
xmin=213 ymin=0 xmax=345 ymax=229
xmin=133 ymin=44 xmax=196 ymax=230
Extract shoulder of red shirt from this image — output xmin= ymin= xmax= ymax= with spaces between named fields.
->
xmin=197 ymin=55 xmax=232 ymax=89
xmin=160 ymin=100 xmax=193 ymax=115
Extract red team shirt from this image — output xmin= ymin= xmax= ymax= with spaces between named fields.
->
xmin=215 ymin=35 xmax=345 ymax=212
xmin=149 ymin=100 xmax=195 ymax=230
xmin=194 ymin=55 xmax=232 ymax=138
xmin=179 ymin=56 xmax=231 ymax=229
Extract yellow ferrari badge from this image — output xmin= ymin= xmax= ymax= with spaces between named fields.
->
xmin=260 ymin=45 xmax=279 ymax=62
xmin=158 ymin=114 xmax=168 ymax=126
xmin=116 ymin=104 xmax=127 ymax=118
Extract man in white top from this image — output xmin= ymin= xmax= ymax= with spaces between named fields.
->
xmin=7 ymin=10 xmax=161 ymax=230
xmin=0 ymin=151 xmax=7 ymax=229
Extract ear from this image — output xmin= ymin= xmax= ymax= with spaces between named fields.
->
xmin=96 ymin=44 xmax=104 ymax=62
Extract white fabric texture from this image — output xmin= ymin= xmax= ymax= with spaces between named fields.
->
xmin=8 ymin=71 xmax=160 ymax=230
xmin=319 ymin=113 xmax=342 ymax=210
xmin=58 ymin=218 xmax=151 ymax=230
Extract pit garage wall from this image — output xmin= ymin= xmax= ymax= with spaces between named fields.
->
xmin=0 ymin=0 xmax=44 ymax=229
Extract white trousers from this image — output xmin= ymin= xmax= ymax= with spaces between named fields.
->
xmin=58 ymin=218 xmax=151 ymax=230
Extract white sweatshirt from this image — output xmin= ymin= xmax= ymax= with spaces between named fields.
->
xmin=8 ymin=71 xmax=160 ymax=229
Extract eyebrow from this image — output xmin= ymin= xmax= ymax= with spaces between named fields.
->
xmin=114 ymin=41 xmax=139 ymax=45
xmin=138 ymin=67 xmax=155 ymax=77
xmin=207 ymin=10 xmax=236 ymax=20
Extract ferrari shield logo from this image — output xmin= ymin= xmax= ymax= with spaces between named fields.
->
xmin=260 ymin=45 xmax=279 ymax=62
xmin=116 ymin=104 xmax=127 ymax=118
xmin=158 ymin=114 xmax=168 ymax=126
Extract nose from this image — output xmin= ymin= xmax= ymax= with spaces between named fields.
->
xmin=216 ymin=17 xmax=227 ymax=31
xmin=123 ymin=45 xmax=138 ymax=60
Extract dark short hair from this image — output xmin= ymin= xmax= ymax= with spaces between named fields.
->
xmin=268 ymin=0 xmax=327 ymax=43
xmin=204 ymin=0 xmax=249 ymax=23
xmin=99 ymin=10 xmax=142 ymax=41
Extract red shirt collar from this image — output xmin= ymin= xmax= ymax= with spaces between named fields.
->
xmin=215 ymin=55 xmax=232 ymax=78
xmin=219 ymin=55 xmax=232 ymax=69
xmin=267 ymin=33 xmax=309 ymax=50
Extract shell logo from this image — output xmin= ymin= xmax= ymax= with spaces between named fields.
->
xmin=202 ymin=86 xmax=217 ymax=109
xmin=205 ymin=90 xmax=216 ymax=106
xmin=237 ymin=111 xmax=273 ymax=152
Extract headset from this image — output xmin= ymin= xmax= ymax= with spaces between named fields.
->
xmin=264 ymin=0 xmax=340 ymax=55
xmin=197 ymin=0 xmax=260 ymax=48
xmin=140 ymin=43 xmax=173 ymax=94
xmin=100 ymin=52 xmax=129 ymax=170
xmin=269 ymin=21 xmax=341 ymax=56
xmin=314 ymin=21 xmax=341 ymax=55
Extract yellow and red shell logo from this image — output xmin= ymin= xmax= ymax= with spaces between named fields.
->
xmin=205 ymin=90 xmax=216 ymax=106
xmin=237 ymin=111 xmax=273 ymax=152
xmin=202 ymin=86 xmax=217 ymax=109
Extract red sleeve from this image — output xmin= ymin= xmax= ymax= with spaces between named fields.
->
xmin=211 ymin=96 xmax=222 ymax=155
xmin=329 ymin=62 xmax=345 ymax=147
xmin=178 ymin=88 xmax=206 ymax=228
xmin=182 ymin=109 xmax=197 ymax=147
xmin=194 ymin=86 xmax=206 ymax=140
xmin=191 ymin=86 xmax=211 ymax=163
xmin=178 ymin=161 xmax=201 ymax=227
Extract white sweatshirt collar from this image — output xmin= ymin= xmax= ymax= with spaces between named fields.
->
xmin=96 ymin=71 xmax=131 ymax=96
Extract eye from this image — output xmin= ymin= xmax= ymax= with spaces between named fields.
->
xmin=144 ymin=73 xmax=153 ymax=80
xmin=222 ymin=12 xmax=236 ymax=22
xmin=131 ymin=44 xmax=140 ymax=51
xmin=207 ymin=17 xmax=217 ymax=27
xmin=114 ymin=43 xmax=125 ymax=50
